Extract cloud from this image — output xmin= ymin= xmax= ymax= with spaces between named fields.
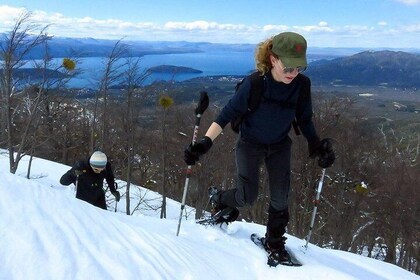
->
xmin=0 ymin=5 xmax=25 ymax=18
xmin=261 ymin=22 xmax=334 ymax=37
xmin=165 ymin=21 xmax=220 ymax=31
xmin=403 ymin=23 xmax=420 ymax=32
xmin=0 ymin=5 xmax=26 ymax=25
xmin=296 ymin=22 xmax=335 ymax=33
xmin=394 ymin=0 xmax=420 ymax=5
xmin=163 ymin=21 xmax=252 ymax=32
xmin=0 ymin=5 xmax=419 ymax=48
xmin=262 ymin=24 xmax=288 ymax=32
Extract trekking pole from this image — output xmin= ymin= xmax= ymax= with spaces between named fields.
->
xmin=75 ymin=174 xmax=79 ymax=195
xmin=304 ymin=168 xmax=326 ymax=249
xmin=114 ymin=182 xmax=118 ymax=212
xmin=176 ymin=91 xmax=209 ymax=236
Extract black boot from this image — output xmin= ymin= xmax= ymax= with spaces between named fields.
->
xmin=265 ymin=236 xmax=290 ymax=265
xmin=208 ymin=186 xmax=224 ymax=215
xmin=208 ymin=186 xmax=239 ymax=224
xmin=265 ymin=206 xmax=290 ymax=264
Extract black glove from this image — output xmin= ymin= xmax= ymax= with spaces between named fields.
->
xmin=73 ymin=161 xmax=84 ymax=176
xmin=112 ymin=191 xmax=120 ymax=202
xmin=309 ymin=138 xmax=335 ymax=168
xmin=184 ymin=136 xmax=213 ymax=165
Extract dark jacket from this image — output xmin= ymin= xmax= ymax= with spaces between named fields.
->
xmin=60 ymin=159 xmax=116 ymax=208
xmin=215 ymin=72 xmax=319 ymax=145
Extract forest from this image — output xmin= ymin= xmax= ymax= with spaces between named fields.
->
xmin=1 ymin=12 xmax=419 ymax=275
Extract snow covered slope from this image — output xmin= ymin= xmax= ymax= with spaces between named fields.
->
xmin=0 ymin=151 xmax=417 ymax=280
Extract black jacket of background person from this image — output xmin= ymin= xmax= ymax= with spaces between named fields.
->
xmin=60 ymin=159 xmax=116 ymax=209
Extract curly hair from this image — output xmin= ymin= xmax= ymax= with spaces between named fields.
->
xmin=254 ymin=36 xmax=277 ymax=75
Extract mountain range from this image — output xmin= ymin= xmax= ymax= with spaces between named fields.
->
xmin=306 ymin=50 xmax=420 ymax=88
xmin=9 ymin=36 xmax=408 ymax=60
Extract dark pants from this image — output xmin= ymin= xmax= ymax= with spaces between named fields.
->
xmin=219 ymin=136 xmax=291 ymax=245
xmin=76 ymin=188 xmax=107 ymax=210
xmin=220 ymin=137 xmax=291 ymax=211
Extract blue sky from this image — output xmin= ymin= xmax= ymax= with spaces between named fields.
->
xmin=0 ymin=0 xmax=419 ymax=48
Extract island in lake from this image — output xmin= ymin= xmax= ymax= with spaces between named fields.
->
xmin=147 ymin=65 xmax=203 ymax=74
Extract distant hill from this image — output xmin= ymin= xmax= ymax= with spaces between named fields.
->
xmin=26 ymin=38 xmax=204 ymax=58
xmin=0 ymin=35 xmax=376 ymax=60
xmin=306 ymin=50 xmax=420 ymax=88
xmin=147 ymin=65 xmax=202 ymax=74
xmin=0 ymin=36 xmax=258 ymax=59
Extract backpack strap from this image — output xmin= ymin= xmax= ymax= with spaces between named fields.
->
xmin=230 ymin=72 xmax=265 ymax=133
xmin=247 ymin=72 xmax=265 ymax=112
xmin=235 ymin=71 xmax=265 ymax=112
xmin=292 ymin=118 xmax=301 ymax=135
xmin=292 ymin=74 xmax=311 ymax=136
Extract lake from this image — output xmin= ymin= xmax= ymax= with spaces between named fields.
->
xmin=64 ymin=51 xmax=255 ymax=88
xmin=23 ymin=50 xmax=325 ymax=88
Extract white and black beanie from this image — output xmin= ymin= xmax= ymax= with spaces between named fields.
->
xmin=89 ymin=151 xmax=107 ymax=168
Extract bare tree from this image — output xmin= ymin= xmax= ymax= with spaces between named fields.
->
xmin=120 ymin=57 xmax=149 ymax=215
xmin=158 ymin=95 xmax=174 ymax=218
xmin=90 ymin=39 xmax=127 ymax=153
xmin=0 ymin=12 xmax=49 ymax=173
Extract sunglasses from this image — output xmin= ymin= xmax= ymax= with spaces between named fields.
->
xmin=282 ymin=66 xmax=307 ymax=74
xmin=275 ymin=57 xmax=307 ymax=74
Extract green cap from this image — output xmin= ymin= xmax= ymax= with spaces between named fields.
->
xmin=271 ymin=32 xmax=307 ymax=68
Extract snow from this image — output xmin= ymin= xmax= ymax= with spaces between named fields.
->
xmin=1 ymin=151 xmax=418 ymax=280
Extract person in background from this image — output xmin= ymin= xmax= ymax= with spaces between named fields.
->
xmin=184 ymin=32 xmax=335 ymax=264
xmin=60 ymin=151 xmax=120 ymax=210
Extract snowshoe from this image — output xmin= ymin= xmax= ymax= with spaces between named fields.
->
xmin=197 ymin=206 xmax=239 ymax=226
xmin=251 ymin=233 xmax=302 ymax=267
